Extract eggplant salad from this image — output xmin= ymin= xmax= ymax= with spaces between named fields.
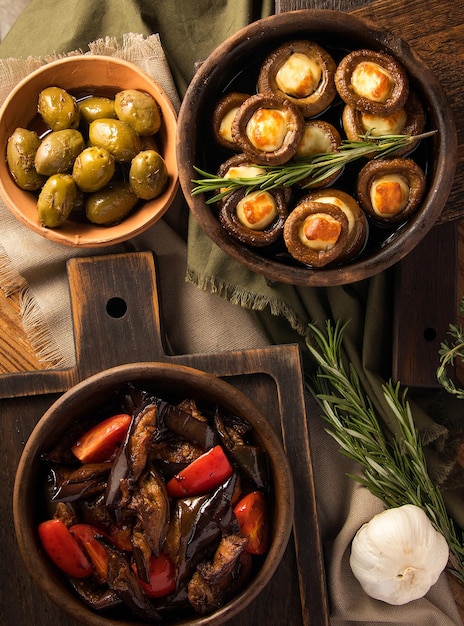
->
xmin=38 ymin=383 xmax=271 ymax=622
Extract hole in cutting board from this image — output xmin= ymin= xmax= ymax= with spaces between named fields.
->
xmin=106 ymin=297 xmax=128 ymax=319
xmin=423 ymin=327 xmax=437 ymax=342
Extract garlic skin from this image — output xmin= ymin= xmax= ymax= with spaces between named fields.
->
xmin=350 ymin=504 xmax=449 ymax=605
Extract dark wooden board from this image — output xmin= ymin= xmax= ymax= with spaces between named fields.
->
xmin=0 ymin=251 xmax=329 ymax=626
xmin=393 ymin=221 xmax=457 ymax=387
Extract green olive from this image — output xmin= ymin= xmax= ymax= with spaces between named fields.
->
xmin=114 ymin=89 xmax=161 ymax=136
xmin=129 ymin=150 xmax=168 ymax=200
xmin=89 ymin=118 xmax=142 ymax=162
xmin=37 ymin=174 xmax=77 ymax=227
xmin=6 ymin=127 xmax=46 ymax=191
xmin=37 ymin=86 xmax=80 ymax=131
xmin=34 ymin=129 xmax=85 ymax=176
xmin=85 ymin=181 xmax=138 ymax=225
xmin=72 ymin=146 xmax=115 ymax=192
xmin=78 ymin=96 xmax=117 ymax=123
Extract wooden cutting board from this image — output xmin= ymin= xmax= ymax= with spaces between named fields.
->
xmin=0 ymin=251 xmax=329 ymax=626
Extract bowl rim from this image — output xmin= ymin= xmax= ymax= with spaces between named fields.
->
xmin=177 ymin=9 xmax=457 ymax=286
xmin=0 ymin=54 xmax=179 ymax=248
xmin=13 ymin=360 xmax=295 ymax=626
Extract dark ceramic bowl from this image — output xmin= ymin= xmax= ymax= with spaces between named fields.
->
xmin=177 ymin=10 xmax=456 ymax=286
xmin=13 ymin=361 xmax=294 ymax=625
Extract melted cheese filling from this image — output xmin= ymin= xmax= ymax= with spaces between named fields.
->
xmin=313 ymin=196 xmax=354 ymax=233
xmin=361 ymin=108 xmax=407 ymax=136
xmin=351 ymin=61 xmax=394 ymax=103
xmin=219 ymin=107 xmax=240 ymax=142
xmin=299 ymin=213 xmax=342 ymax=250
xmin=296 ymin=125 xmax=333 ymax=158
xmin=220 ymin=164 xmax=266 ymax=196
xmin=246 ymin=107 xmax=288 ymax=152
xmin=225 ymin=165 xmax=266 ymax=179
xmin=236 ymin=190 xmax=278 ymax=230
xmin=275 ymin=52 xmax=322 ymax=98
xmin=370 ymin=174 xmax=410 ymax=216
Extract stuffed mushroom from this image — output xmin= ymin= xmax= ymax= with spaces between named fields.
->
xmin=257 ymin=40 xmax=337 ymax=117
xmin=219 ymin=187 xmax=289 ymax=246
xmin=342 ymin=91 xmax=425 ymax=157
xmin=212 ymin=92 xmax=250 ymax=151
xmin=356 ymin=157 xmax=426 ymax=223
xmin=283 ymin=199 xmax=349 ymax=266
xmin=300 ymin=189 xmax=368 ymax=261
xmin=231 ymin=93 xmax=305 ymax=165
xmin=335 ymin=49 xmax=409 ymax=116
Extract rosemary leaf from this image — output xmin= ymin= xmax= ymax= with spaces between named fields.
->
xmin=306 ymin=319 xmax=464 ymax=584
xmin=437 ymin=304 xmax=464 ymax=399
xmin=191 ymin=130 xmax=437 ymax=203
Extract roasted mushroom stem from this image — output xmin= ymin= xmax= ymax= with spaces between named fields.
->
xmin=335 ymin=49 xmax=409 ymax=116
xmin=301 ymin=189 xmax=368 ymax=262
xmin=219 ymin=187 xmax=289 ymax=246
xmin=356 ymin=157 xmax=426 ymax=223
xmin=342 ymin=91 xmax=425 ymax=157
xmin=212 ymin=92 xmax=250 ymax=150
xmin=231 ymin=93 xmax=305 ymax=165
xmin=257 ymin=40 xmax=337 ymax=117
xmin=283 ymin=200 xmax=349 ymax=267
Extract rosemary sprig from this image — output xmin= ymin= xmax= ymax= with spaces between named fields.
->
xmin=306 ymin=319 xmax=464 ymax=584
xmin=192 ymin=130 xmax=437 ymax=204
xmin=437 ymin=295 xmax=464 ymax=399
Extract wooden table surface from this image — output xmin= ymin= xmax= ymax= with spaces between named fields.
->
xmin=0 ymin=0 xmax=463 ymax=623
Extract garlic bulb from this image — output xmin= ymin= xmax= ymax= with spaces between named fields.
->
xmin=350 ymin=504 xmax=449 ymax=605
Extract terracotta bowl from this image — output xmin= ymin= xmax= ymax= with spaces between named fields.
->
xmin=13 ymin=361 xmax=294 ymax=625
xmin=177 ymin=10 xmax=457 ymax=286
xmin=0 ymin=56 xmax=179 ymax=247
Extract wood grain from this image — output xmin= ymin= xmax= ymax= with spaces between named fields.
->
xmin=0 ymin=289 xmax=44 ymax=372
xmin=393 ymin=222 xmax=457 ymax=387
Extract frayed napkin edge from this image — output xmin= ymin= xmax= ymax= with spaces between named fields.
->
xmin=0 ymin=245 xmax=66 ymax=368
xmin=0 ymin=33 xmax=181 ymax=112
xmin=19 ymin=288 xmax=68 ymax=368
xmin=185 ymin=265 xmax=310 ymax=338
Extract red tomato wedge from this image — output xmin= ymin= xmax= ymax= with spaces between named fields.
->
xmin=71 ymin=413 xmax=132 ymax=463
xmin=166 ymin=445 xmax=233 ymax=497
xmin=132 ymin=553 xmax=176 ymax=598
xmin=233 ymin=491 xmax=269 ymax=555
xmin=38 ymin=519 xmax=93 ymax=578
xmin=70 ymin=524 xmax=109 ymax=582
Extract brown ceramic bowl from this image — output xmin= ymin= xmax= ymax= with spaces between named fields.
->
xmin=0 ymin=56 xmax=179 ymax=247
xmin=13 ymin=361 xmax=294 ymax=625
xmin=177 ymin=10 xmax=457 ymax=286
